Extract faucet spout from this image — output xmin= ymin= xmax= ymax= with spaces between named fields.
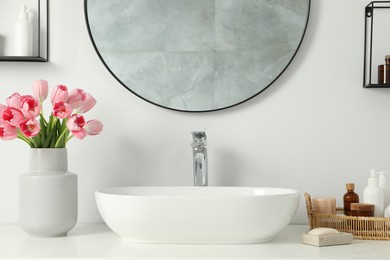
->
xmin=191 ymin=131 xmax=208 ymax=186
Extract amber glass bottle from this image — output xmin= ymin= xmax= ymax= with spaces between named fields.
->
xmin=343 ymin=183 xmax=359 ymax=216
xmin=378 ymin=55 xmax=390 ymax=84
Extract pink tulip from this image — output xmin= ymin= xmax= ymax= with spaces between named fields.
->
xmin=77 ymin=93 xmax=96 ymax=114
xmin=19 ymin=118 xmax=41 ymax=138
xmin=0 ymin=123 xmax=18 ymax=140
xmin=33 ymin=80 xmax=49 ymax=102
xmin=66 ymin=114 xmax=86 ymax=139
xmin=66 ymin=115 xmax=103 ymax=139
xmin=1 ymin=107 xmax=24 ymax=127
xmin=51 ymin=85 xmax=69 ymax=104
xmin=20 ymin=95 xmax=41 ymax=119
xmin=84 ymin=119 xmax=103 ymax=136
xmin=6 ymin=93 xmax=22 ymax=109
xmin=52 ymin=101 xmax=72 ymax=119
xmin=67 ymin=89 xmax=86 ymax=109
xmin=0 ymin=80 xmax=103 ymax=147
xmin=68 ymin=89 xmax=96 ymax=114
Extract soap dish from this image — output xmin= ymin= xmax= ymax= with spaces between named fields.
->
xmin=301 ymin=232 xmax=353 ymax=247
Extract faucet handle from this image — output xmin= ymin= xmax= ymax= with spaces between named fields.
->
xmin=191 ymin=131 xmax=207 ymax=142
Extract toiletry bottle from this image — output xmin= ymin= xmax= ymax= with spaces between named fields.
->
xmin=363 ymin=169 xmax=384 ymax=217
xmin=343 ymin=183 xmax=359 ymax=216
xmin=378 ymin=172 xmax=390 ymax=210
xmin=378 ymin=55 xmax=390 ymax=84
xmin=13 ymin=5 xmax=33 ymax=56
xmin=385 ymin=204 xmax=390 ymax=218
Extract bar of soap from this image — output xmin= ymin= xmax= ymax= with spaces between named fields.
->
xmin=301 ymin=229 xmax=353 ymax=247
xmin=308 ymin=228 xmax=339 ymax=236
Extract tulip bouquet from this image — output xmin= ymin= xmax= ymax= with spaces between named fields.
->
xmin=0 ymin=80 xmax=103 ymax=148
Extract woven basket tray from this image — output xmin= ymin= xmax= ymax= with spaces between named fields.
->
xmin=305 ymin=192 xmax=390 ymax=240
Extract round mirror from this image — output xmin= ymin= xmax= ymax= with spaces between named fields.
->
xmin=85 ymin=0 xmax=310 ymax=112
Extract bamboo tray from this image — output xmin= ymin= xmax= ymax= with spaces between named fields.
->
xmin=305 ymin=192 xmax=390 ymax=240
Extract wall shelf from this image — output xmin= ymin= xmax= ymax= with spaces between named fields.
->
xmin=364 ymin=84 xmax=390 ymax=88
xmin=0 ymin=56 xmax=47 ymax=62
xmin=363 ymin=1 xmax=390 ymax=88
xmin=0 ymin=0 xmax=48 ymax=62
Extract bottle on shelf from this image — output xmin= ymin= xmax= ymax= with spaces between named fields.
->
xmin=378 ymin=172 xmax=390 ymax=210
xmin=378 ymin=55 xmax=390 ymax=84
xmin=363 ymin=169 xmax=384 ymax=217
xmin=343 ymin=183 xmax=359 ymax=216
xmin=385 ymin=204 xmax=390 ymax=218
xmin=13 ymin=5 xmax=33 ymax=56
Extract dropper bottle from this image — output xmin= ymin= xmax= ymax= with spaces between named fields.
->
xmin=343 ymin=183 xmax=359 ymax=216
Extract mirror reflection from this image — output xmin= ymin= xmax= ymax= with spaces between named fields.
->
xmin=85 ymin=0 xmax=310 ymax=112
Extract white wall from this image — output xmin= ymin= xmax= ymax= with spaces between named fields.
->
xmin=1 ymin=0 xmax=389 ymax=224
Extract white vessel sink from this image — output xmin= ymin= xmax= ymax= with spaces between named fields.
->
xmin=95 ymin=186 xmax=299 ymax=244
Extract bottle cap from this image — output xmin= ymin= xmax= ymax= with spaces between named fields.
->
xmin=378 ymin=172 xmax=388 ymax=187
xmin=18 ymin=5 xmax=29 ymax=20
xmin=368 ymin=169 xmax=378 ymax=186
xmin=346 ymin=183 xmax=355 ymax=190
xmin=386 ymin=55 xmax=390 ymax=59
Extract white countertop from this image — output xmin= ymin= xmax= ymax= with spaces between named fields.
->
xmin=0 ymin=224 xmax=389 ymax=259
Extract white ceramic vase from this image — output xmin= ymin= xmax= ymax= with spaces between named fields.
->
xmin=19 ymin=148 xmax=77 ymax=237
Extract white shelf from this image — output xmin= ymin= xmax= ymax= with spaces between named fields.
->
xmin=0 ymin=224 xmax=390 ymax=259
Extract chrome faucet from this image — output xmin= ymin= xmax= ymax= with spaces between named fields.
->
xmin=191 ymin=131 xmax=208 ymax=186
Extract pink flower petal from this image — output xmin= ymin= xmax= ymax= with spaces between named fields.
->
xmin=19 ymin=118 xmax=41 ymax=138
xmin=51 ymin=85 xmax=69 ymax=104
xmin=33 ymin=80 xmax=49 ymax=102
xmin=66 ymin=114 xmax=88 ymax=139
xmin=0 ymin=123 xmax=18 ymax=140
xmin=52 ymin=101 xmax=72 ymax=119
xmin=84 ymin=120 xmax=103 ymax=136
xmin=20 ymin=95 xmax=41 ymax=119
xmin=68 ymin=89 xmax=86 ymax=109
xmin=72 ymin=128 xmax=87 ymax=139
xmin=77 ymin=93 xmax=96 ymax=114
xmin=1 ymin=107 xmax=24 ymax=127
xmin=6 ymin=93 xmax=22 ymax=109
